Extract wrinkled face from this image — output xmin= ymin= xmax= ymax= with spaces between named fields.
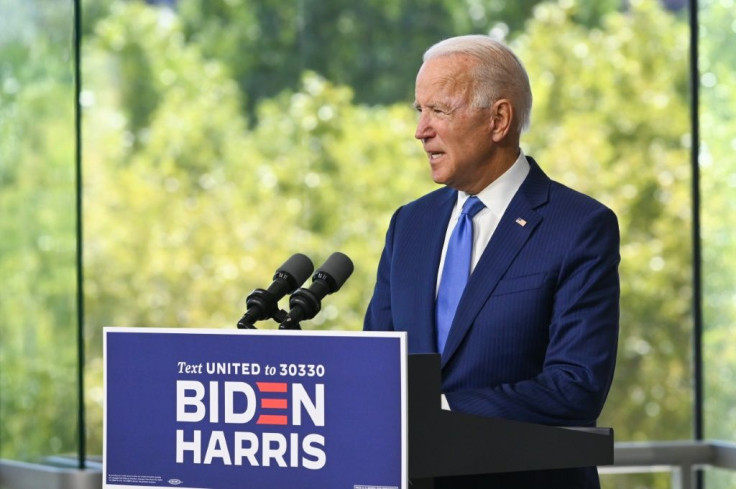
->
xmin=414 ymin=55 xmax=495 ymax=194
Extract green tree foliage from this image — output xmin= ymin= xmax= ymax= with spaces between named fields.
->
xmin=176 ymin=0 xmax=447 ymax=116
xmin=518 ymin=5 xmax=695 ymax=489
xmin=79 ymin=0 xmax=698 ymax=465
xmin=175 ymin=0 xmax=624 ymax=120
xmin=0 ymin=1 xmax=80 ymax=460
xmin=4 ymin=4 xmax=735 ymax=489
xmin=81 ymin=2 xmax=437 ymax=451
xmin=73 ymin=0 xmax=627 ymax=118
xmin=518 ymin=0 xmax=693 ymax=446
xmin=699 ymin=3 xmax=736 ymax=488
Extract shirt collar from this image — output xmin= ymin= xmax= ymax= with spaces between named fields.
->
xmin=457 ymin=150 xmax=531 ymax=218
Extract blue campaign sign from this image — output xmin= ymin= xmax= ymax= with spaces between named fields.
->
xmin=104 ymin=328 xmax=407 ymax=489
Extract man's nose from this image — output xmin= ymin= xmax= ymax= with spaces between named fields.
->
xmin=414 ymin=113 xmax=434 ymax=140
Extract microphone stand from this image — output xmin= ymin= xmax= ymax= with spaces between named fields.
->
xmin=236 ymin=299 xmax=297 ymax=330
xmin=279 ymin=315 xmax=302 ymax=330
xmin=273 ymin=309 xmax=298 ymax=329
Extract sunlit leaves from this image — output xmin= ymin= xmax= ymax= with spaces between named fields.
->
xmin=518 ymin=0 xmax=694 ymax=446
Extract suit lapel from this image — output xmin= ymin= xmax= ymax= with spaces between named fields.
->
xmin=405 ymin=188 xmax=457 ymax=352
xmin=441 ymin=160 xmax=551 ymax=367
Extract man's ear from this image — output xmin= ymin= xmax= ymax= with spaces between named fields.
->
xmin=490 ymin=99 xmax=514 ymax=142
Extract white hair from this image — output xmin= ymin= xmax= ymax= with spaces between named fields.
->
xmin=423 ymin=35 xmax=533 ymax=133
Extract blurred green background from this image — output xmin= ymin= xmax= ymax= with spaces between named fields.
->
xmin=1 ymin=0 xmax=735 ymax=487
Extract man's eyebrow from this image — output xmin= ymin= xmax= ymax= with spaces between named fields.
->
xmin=412 ymin=101 xmax=453 ymax=111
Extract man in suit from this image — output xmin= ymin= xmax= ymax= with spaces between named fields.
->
xmin=364 ymin=35 xmax=620 ymax=488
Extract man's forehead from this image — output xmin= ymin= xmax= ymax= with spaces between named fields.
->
xmin=416 ymin=56 xmax=475 ymax=92
xmin=415 ymin=73 xmax=473 ymax=109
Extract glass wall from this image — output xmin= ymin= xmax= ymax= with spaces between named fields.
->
xmin=0 ymin=1 xmax=732 ymax=489
xmin=701 ymin=0 xmax=736 ymax=488
xmin=80 ymin=0 xmax=695 ymax=474
xmin=0 ymin=0 xmax=80 ymax=463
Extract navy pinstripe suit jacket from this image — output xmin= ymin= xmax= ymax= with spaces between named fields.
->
xmin=364 ymin=158 xmax=620 ymax=488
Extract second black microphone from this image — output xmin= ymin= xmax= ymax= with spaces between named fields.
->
xmin=279 ymin=252 xmax=354 ymax=329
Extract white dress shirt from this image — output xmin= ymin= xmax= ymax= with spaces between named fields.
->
xmin=437 ymin=151 xmax=530 ymax=411
xmin=436 ymin=151 xmax=531 ymax=294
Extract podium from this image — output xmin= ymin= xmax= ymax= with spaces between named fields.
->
xmin=104 ymin=328 xmax=612 ymax=489
xmin=408 ymin=354 xmax=614 ymax=486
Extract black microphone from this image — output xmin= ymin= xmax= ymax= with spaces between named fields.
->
xmin=279 ymin=252 xmax=354 ymax=329
xmin=236 ymin=253 xmax=314 ymax=329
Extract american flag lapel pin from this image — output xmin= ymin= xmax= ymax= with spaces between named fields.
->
xmin=515 ymin=217 xmax=527 ymax=227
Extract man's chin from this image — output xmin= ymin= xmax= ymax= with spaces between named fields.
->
xmin=430 ymin=170 xmax=449 ymax=186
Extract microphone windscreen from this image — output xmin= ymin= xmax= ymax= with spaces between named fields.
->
xmin=314 ymin=252 xmax=354 ymax=293
xmin=275 ymin=253 xmax=315 ymax=290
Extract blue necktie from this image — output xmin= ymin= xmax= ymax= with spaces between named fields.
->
xmin=436 ymin=196 xmax=485 ymax=354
